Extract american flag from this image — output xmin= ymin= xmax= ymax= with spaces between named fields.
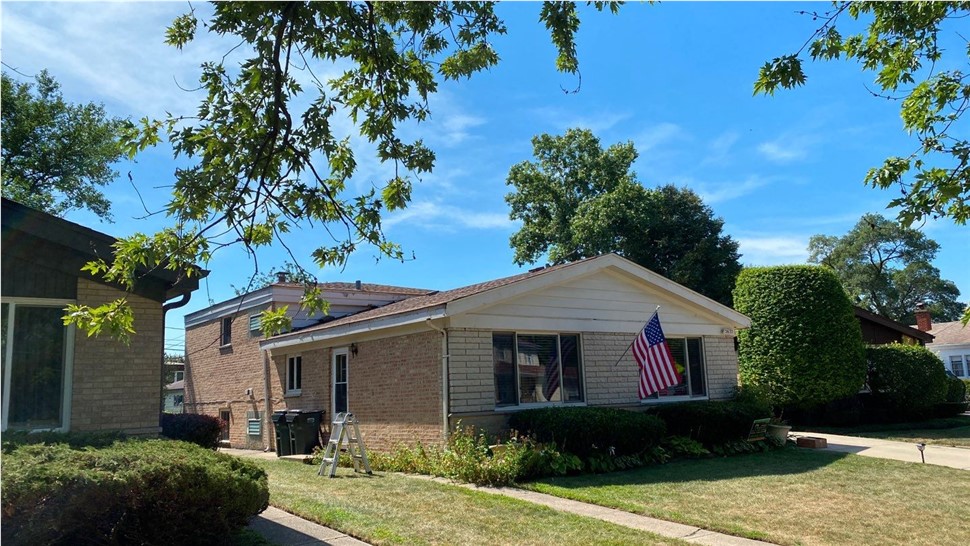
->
xmin=632 ymin=312 xmax=682 ymax=398
xmin=543 ymin=348 xmax=560 ymax=401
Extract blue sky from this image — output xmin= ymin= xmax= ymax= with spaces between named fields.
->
xmin=3 ymin=2 xmax=967 ymax=353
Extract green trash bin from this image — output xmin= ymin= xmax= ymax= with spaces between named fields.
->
xmin=271 ymin=411 xmax=291 ymax=456
xmin=286 ymin=410 xmax=324 ymax=455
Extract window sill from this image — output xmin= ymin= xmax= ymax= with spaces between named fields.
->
xmin=285 ymin=390 xmax=302 ymax=398
xmin=640 ymin=395 xmax=709 ymax=404
xmin=493 ymin=401 xmax=587 ymax=413
xmin=219 ymin=344 xmax=232 ymax=349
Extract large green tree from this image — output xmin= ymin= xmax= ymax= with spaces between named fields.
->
xmin=807 ymin=213 xmax=963 ymax=323
xmin=66 ymin=1 xmax=620 ymax=337
xmin=755 ymin=1 xmax=970 ymax=226
xmin=506 ymin=128 xmax=742 ymax=306
xmin=1 ymin=70 xmax=127 ymax=220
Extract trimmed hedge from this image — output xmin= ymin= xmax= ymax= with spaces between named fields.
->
xmin=935 ymin=374 xmax=969 ymax=417
xmin=1 ymin=440 xmax=268 ymax=545
xmin=651 ymin=399 xmax=771 ymax=448
xmin=1 ymin=430 xmax=127 ymax=454
xmin=161 ymin=412 xmax=225 ymax=449
xmin=866 ymin=344 xmax=948 ymax=420
xmin=507 ymin=407 xmax=666 ymax=459
xmin=733 ymin=265 xmax=866 ymax=408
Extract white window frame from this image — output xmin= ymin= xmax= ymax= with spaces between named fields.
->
xmin=286 ymin=355 xmax=302 ymax=395
xmin=332 ymin=348 xmax=349 ymax=416
xmin=950 ymin=355 xmax=967 ymax=378
xmin=1 ymin=297 xmax=76 ymax=432
xmin=220 ymin=316 xmax=232 ymax=347
xmin=173 ymin=370 xmax=185 ymax=382
xmin=640 ymin=337 xmax=709 ymax=405
xmin=492 ymin=331 xmax=586 ymax=410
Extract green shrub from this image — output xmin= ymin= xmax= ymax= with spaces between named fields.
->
xmin=944 ymin=375 xmax=968 ymax=402
xmin=1 ymin=430 xmax=127 ymax=454
xmin=733 ymin=265 xmax=866 ymax=408
xmin=362 ymin=426 xmax=581 ymax=486
xmin=161 ymin=412 xmax=224 ymax=449
xmin=507 ymin=407 xmax=666 ymax=459
xmin=1 ymin=440 xmax=268 ymax=545
xmin=935 ymin=375 xmax=969 ymax=417
xmin=866 ymin=344 xmax=948 ymax=420
xmin=650 ymin=399 xmax=771 ymax=448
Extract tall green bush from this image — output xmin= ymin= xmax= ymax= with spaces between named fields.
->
xmin=866 ymin=344 xmax=948 ymax=419
xmin=1 ymin=440 xmax=268 ymax=545
xmin=733 ymin=265 xmax=866 ymax=408
xmin=651 ymin=399 xmax=771 ymax=448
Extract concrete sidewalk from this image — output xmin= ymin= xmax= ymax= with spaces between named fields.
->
xmin=416 ymin=475 xmax=776 ymax=546
xmin=249 ymin=506 xmax=369 ymax=546
xmin=793 ymin=431 xmax=970 ymax=470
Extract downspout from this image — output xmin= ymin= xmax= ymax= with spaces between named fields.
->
xmin=161 ymin=293 xmax=192 ymax=424
xmin=425 ymin=318 xmax=450 ymax=442
xmin=262 ymin=348 xmax=272 ymax=451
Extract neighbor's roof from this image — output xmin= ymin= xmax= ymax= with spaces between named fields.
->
xmin=854 ymin=306 xmax=934 ymax=343
xmin=274 ymin=281 xmax=431 ymax=296
xmin=924 ymin=320 xmax=970 ymax=345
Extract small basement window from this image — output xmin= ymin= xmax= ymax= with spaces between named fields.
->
xmin=220 ymin=317 xmax=232 ymax=346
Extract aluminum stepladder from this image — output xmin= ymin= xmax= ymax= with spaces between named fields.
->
xmin=318 ymin=412 xmax=372 ymax=478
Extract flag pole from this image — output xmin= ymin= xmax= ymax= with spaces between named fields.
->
xmin=612 ymin=305 xmax=661 ymax=368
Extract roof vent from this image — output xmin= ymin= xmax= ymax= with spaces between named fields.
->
xmin=275 ymin=272 xmax=288 ymax=283
xmin=528 ymin=265 xmax=546 ymax=273
xmin=355 ymin=280 xmax=362 ymax=290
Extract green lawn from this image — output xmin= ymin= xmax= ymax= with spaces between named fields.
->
xmin=804 ymin=416 xmax=970 ymax=448
xmin=257 ymin=459 xmax=687 ymax=545
xmin=523 ymin=449 xmax=970 ymax=546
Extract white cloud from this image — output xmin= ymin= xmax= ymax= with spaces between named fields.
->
xmin=757 ymin=140 xmax=808 ymax=163
xmin=529 ymin=107 xmax=630 ymax=134
xmin=701 ymin=131 xmax=740 ymax=166
xmin=737 ymin=235 xmax=809 ymax=265
xmin=634 ymin=122 xmax=686 ymax=153
xmin=384 ymin=201 xmax=514 ymax=231
xmin=690 ymin=176 xmax=771 ymax=204
xmin=1 ymin=3 xmax=233 ymax=118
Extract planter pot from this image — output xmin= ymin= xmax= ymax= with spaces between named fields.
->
xmin=766 ymin=424 xmax=792 ymax=442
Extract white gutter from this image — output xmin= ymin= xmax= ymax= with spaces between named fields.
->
xmin=425 ymin=319 xmax=450 ymax=442
xmin=261 ymin=307 xmax=447 ymax=351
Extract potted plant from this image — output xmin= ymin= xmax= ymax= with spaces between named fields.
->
xmin=765 ymin=416 xmax=791 ymax=441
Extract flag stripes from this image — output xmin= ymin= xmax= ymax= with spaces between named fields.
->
xmin=632 ymin=312 xmax=682 ymax=398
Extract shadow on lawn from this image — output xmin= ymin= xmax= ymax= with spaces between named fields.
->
xmin=532 ymin=448 xmax=852 ymax=488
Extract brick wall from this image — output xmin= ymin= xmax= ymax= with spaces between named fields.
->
xmin=71 ymin=278 xmax=164 ymax=435
xmin=184 ymin=308 xmax=272 ymax=450
xmin=447 ymin=329 xmax=495 ymax=413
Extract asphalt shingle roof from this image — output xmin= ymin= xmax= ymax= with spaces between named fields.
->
xmin=269 ymin=257 xmax=602 ymax=341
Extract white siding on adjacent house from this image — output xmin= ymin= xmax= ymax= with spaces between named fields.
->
xmin=449 ymin=270 xmax=734 ymax=336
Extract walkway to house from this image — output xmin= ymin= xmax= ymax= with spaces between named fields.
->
xmin=792 ymin=431 xmax=970 ymax=470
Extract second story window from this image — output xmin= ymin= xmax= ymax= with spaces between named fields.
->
xmin=220 ymin=317 xmax=232 ymax=346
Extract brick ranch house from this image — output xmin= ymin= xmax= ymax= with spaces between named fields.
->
xmin=183 ymin=280 xmax=431 ymax=449
xmin=185 ymin=253 xmax=750 ymax=452
xmin=1 ymin=198 xmax=202 ymax=434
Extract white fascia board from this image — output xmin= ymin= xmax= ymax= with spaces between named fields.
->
xmin=184 ymin=287 xmax=276 ymax=328
xmin=260 ymin=306 xmax=447 ymax=351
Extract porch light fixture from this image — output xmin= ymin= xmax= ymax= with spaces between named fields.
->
xmin=350 ymin=343 xmax=358 ymax=357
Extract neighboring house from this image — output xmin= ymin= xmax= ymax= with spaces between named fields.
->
xmin=183 ymin=279 xmax=432 ymax=449
xmin=1 ymin=198 xmax=202 ymax=434
xmin=186 ymin=253 xmax=749 ymax=452
xmin=914 ymin=305 xmax=970 ymax=378
xmin=164 ymin=379 xmax=185 ymax=413
xmin=854 ymin=306 xmax=934 ymax=346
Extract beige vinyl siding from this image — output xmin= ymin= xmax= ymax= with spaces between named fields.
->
xmin=450 ymin=270 xmax=732 ymax=337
